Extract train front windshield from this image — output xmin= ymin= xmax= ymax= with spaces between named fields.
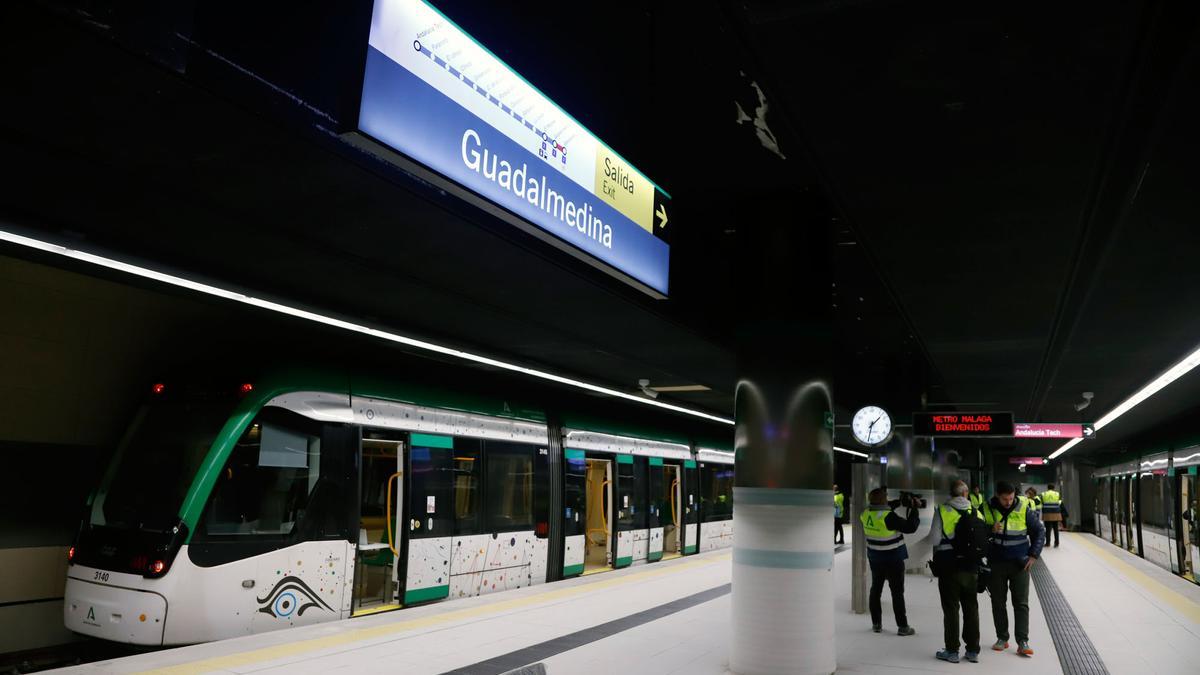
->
xmin=90 ymin=400 xmax=233 ymax=532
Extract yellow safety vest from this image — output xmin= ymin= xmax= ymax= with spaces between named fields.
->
xmin=984 ymin=496 xmax=1032 ymax=549
xmin=834 ymin=492 xmax=845 ymax=517
xmin=860 ymin=506 xmax=903 ymax=552
xmin=1041 ymin=489 xmax=1061 ymax=514
xmin=969 ymin=492 xmax=985 ymax=509
xmin=934 ymin=504 xmax=985 ymax=553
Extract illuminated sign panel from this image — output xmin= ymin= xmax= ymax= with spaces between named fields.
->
xmin=358 ymin=0 xmax=671 ymax=295
xmin=912 ymin=412 xmax=1014 ymax=437
xmin=1013 ymin=423 xmax=1087 ymax=439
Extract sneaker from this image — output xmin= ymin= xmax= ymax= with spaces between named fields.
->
xmin=965 ymin=650 xmax=979 ymax=663
xmin=872 ymin=624 xmax=882 ymax=633
xmin=1017 ymin=641 xmax=1034 ymax=656
xmin=897 ymin=625 xmax=916 ymax=636
xmin=936 ymin=650 xmax=960 ymax=663
xmin=992 ymin=639 xmax=1009 ymax=651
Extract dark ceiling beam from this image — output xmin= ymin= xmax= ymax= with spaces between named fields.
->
xmin=1022 ymin=1 xmax=1200 ymax=423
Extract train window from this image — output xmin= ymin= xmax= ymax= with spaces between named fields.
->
xmin=616 ymin=458 xmax=635 ymax=530
xmin=485 ymin=442 xmax=535 ymax=532
xmin=91 ymin=400 xmax=232 ymax=532
xmin=200 ymin=411 xmax=323 ymax=537
xmin=408 ymin=441 xmax=453 ymax=540
xmin=630 ymin=456 xmax=649 ymax=530
xmin=453 ymin=438 xmax=482 ymax=535
xmin=563 ymin=452 xmax=586 ymax=537
xmin=702 ymin=464 xmax=734 ymax=521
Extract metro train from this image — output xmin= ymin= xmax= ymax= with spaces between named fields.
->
xmin=1093 ymin=448 xmax=1200 ymax=585
xmin=64 ymin=369 xmax=735 ymax=645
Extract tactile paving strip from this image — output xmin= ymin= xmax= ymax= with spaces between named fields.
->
xmin=1030 ymin=561 xmax=1110 ymax=674
xmin=440 ymin=583 xmax=731 ymax=675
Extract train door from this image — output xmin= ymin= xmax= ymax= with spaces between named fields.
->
xmin=1170 ymin=473 xmax=1184 ymax=575
xmin=1128 ymin=476 xmax=1140 ymax=555
xmin=562 ymin=450 xmax=587 ymax=577
xmin=583 ymin=458 xmax=613 ymax=574
xmin=352 ymin=433 xmax=404 ymax=616
xmin=648 ymin=459 xmax=665 ymax=562
xmin=662 ymin=463 xmax=683 ymax=559
xmin=683 ymin=461 xmax=699 ymax=554
xmin=1179 ymin=474 xmax=1198 ymax=583
xmin=1115 ymin=478 xmax=1127 ymax=549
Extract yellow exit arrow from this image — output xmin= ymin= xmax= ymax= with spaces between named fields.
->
xmin=656 ymin=203 xmax=669 ymax=229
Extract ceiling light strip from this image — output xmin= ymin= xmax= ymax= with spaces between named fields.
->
xmin=834 ymin=446 xmax=869 ymax=458
xmin=0 ymin=229 xmax=734 ymax=425
xmin=1048 ymin=342 xmax=1200 ymax=460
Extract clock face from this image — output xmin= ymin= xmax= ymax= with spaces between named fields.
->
xmin=852 ymin=406 xmax=893 ymax=446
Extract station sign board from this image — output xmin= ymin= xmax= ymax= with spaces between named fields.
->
xmin=358 ymin=0 xmax=672 ymax=296
xmin=912 ymin=412 xmax=1015 ymax=437
xmin=1007 ymin=456 xmax=1047 ymax=465
xmin=1013 ymin=423 xmax=1094 ymax=439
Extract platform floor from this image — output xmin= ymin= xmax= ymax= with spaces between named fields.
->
xmin=59 ymin=529 xmax=1200 ymax=674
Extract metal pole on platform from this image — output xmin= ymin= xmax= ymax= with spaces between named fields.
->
xmin=850 ymin=462 xmax=867 ymax=614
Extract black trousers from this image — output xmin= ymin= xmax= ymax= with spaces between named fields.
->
xmin=1046 ymin=520 xmax=1060 ymax=546
xmin=869 ymin=559 xmax=907 ymax=627
xmin=938 ymin=569 xmax=980 ymax=652
xmin=834 ymin=519 xmax=844 ymax=544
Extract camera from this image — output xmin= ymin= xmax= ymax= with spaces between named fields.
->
xmin=889 ymin=490 xmax=927 ymax=510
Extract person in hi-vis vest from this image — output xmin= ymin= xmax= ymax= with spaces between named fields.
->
xmin=931 ymin=480 xmax=986 ymax=664
xmin=969 ymin=484 xmax=986 ymax=510
xmin=860 ymin=487 xmax=920 ymax=636
xmin=982 ymin=481 xmax=1045 ymax=657
xmin=1041 ymin=483 xmax=1063 ymax=547
xmin=834 ymin=484 xmax=845 ymax=545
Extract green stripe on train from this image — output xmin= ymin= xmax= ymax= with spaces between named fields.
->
xmin=411 ymin=433 xmax=454 ymax=449
xmin=684 ymin=460 xmax=697 ymax=468
xmin=649 ymin=457 xmax=663 ymax=466
xmin=563 ymin=563 xmax=585 ymax=577
xmin=615 ymin=556 xmax=633 ymax=567
xmin=647 ymin=551 xmax=663 ymax=562
xmin=684 ymin=545 xmax=698 ymax=554
xmin=404 ymin=585 xmax=450 ymax=604
xmin=565 ymin=448 xmax=586 ymax=460
xmin=616 ymin=454 xmax=634 ymax=464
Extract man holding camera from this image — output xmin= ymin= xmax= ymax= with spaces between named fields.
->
xmin=860 ymin=487 xmax=920 ymax=636
xmin=982 ymin=481 xmax=1045 ymax=657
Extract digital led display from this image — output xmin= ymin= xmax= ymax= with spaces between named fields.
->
xmin=358 ymin=0 xmax=671 ymax=296
xmin=912 ymin=412 xmax=1015 ymax=437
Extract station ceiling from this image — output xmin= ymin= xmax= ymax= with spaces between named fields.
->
xmin=1 ymin=1 xmax=1197 ymax=459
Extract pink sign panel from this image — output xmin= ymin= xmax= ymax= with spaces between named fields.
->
xmin=1008 ymin=456 xmax=1047 ymax=465
xmin=1013 ymin=423 xmax=1083 ymax=439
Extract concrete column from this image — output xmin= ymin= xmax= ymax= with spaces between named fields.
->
xmin=729 ymin=195 xmax=833 ymax=675
xmin=850 ymin=462 xmax=868 ymax=614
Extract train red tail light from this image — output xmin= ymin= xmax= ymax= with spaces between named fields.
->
xmin=151 ymin=383 xmax=166 ymax=394
xmin=239 ymin=383 xmax=254 ymax=394
xmin=535 ymin=521 xmax=549 ymax=537
xmin=67 ymin=546 xmax=75 ymax=564
xmin=131 ymin=554 xmax=148 ymax=571
xmin=149 ymin=560 xmax=166 ymax=575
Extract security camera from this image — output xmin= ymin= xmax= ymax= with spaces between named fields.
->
xmin=638 ymin=379 xmax=659 ymax=399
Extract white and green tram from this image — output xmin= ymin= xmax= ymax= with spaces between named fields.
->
xmin=64 ymin=370 xmax=733 ymax=645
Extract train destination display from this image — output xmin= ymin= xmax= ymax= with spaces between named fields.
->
xmin=358 ymin=0 xmax=672 ymax=296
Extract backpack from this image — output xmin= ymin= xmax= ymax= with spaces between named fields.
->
xmin=952 ymin=507 xmax=990 ymax=567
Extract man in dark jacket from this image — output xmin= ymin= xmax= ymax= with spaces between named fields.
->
xmin=860 ymin=487 xmax=920 ymax=635
xmin=982 ymin=481 xmax=1045 ymax=657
